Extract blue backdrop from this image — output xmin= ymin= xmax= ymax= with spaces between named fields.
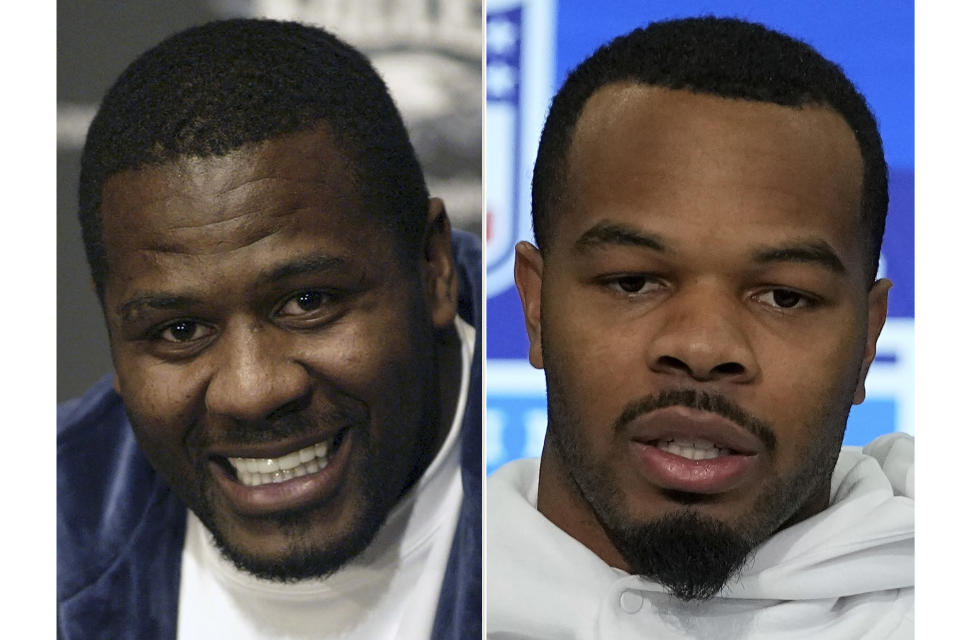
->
xmin=486 ymin=0 xmax=915 ymax=474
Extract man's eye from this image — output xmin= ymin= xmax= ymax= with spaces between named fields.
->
xmin=156 ymin=320 xmax=213 ymax=343
xmin=755 ymin=289 xmax=814 ymax=309
xmin=278 ymin=290 xmax=331 ymax=316
xmin=607 ymin=275 xmax=662 ymax=295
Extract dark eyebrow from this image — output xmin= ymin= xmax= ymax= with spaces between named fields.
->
xmin=574 ymin=221 xmax=668 ymax=253
xmin=752 ymin=241 xmax=847 ymax=275
xmin=118 ymin=295 xmax=202 ymax=322
xmin=255 ymin=252 xmax=347 ymax=286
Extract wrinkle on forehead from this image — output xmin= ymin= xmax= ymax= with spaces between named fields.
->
xmin=138 ymin=218 xmax=285 ymax=256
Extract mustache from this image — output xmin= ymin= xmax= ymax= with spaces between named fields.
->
xmin=199 ymin=400 xmax=370 ymax=448
xmin=612 ymin=389 xmax=777 ymax=453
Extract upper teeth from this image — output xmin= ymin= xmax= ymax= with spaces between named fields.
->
xmin=656 ymin=438 xmax=731 ymax=460
xmin=228 ymin=441 xmax=330 ymax=486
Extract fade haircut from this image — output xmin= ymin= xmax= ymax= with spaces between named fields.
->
xmin=79 ymin=18 xmax=428 ymax=300
xmin=531 ymin=16 xmax=887 ymax=283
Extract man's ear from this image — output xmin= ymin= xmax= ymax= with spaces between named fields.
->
xmin=853 ymin=278 xmax=892 ymax=404
xmin=514 ymin=241 xmax=545 ymax=369
xmin=112 ymin=374 xmax=123 ymax=396
xmin=422 ymin=197 xmax=458 ymax=329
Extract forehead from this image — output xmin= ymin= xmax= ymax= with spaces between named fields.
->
xmin=100 ymin=125 xmax=375 ymax=254
xmin=556 ymin=84 xmax=865 ymax=267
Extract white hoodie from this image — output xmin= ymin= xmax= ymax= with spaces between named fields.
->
xmin=487 ymin=433 xmax=914 ymax=639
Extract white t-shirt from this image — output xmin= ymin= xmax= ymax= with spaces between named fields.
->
xmin=488 ymin=433 xmax=914 ymax=640
xmin=176 ymin=317 xmax=475 ymax=639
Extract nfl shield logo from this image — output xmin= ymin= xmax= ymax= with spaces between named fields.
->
xmin=486 ymin=0 xmax=555 ymax=297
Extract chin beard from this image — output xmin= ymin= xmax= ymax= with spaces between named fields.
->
xmin=202 ymin=487 xmax=391 ymax=582
xmin=604 ymin=509 xmax=758 ymax=601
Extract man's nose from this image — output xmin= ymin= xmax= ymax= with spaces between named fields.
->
xmin=644 ymin=285 xmax=759 ymax=384
xmin=204 ymin=325 xmax=311 ymax=422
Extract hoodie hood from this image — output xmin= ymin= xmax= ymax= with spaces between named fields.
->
xmin=727 ymin=433 xmax=914 ymax=600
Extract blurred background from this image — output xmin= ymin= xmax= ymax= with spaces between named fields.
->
xmin=486 ymin=0 xmax=915 ymax=473
xmin=57 ymin=0 xmax=481 ymax=401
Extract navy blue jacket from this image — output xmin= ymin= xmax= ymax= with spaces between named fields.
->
xmin=57 ymin=231 xmax=482 ymax=639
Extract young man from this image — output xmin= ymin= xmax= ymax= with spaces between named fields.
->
xmin=57 ymin=19 xmax=480 ymax=639
xmin=488 ymin=17 xmax=913 ymax=639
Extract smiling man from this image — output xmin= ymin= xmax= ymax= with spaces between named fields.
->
xmin=57 ymin=19 xmax=480 ymax=639
xmin=488 ymin=17 xmax=913 ymax=639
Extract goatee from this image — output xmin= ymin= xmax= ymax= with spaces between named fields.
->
xmin=604 ymin=508 xmax=757 ymax=601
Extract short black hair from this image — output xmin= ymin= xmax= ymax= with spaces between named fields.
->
xmin=79 ymin=18 xmax=428 ymax=299
xmin=532 ymin=16 xmax=887 ymax=282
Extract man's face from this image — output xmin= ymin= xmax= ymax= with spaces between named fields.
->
xmin=100 ymin=126 xmax=456 ymax=580
xmin=516 ymin=85 xmax=889 ymax=598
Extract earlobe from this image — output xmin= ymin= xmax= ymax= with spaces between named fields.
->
xmin=514 ymin=241 xmax=545 ymax=369
xmin=853 ymin=278 xmax=892 ymax=404
xmin=423 ymin=197 xmax=458 ymax=329
xmin=112 ymin=374 xmax=123 ymax=396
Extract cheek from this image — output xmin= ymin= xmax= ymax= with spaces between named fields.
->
xmin=113 ymin=347 xmax=208 ymax=416
xmin=307 ymin=296 xmax=430 ymax=387
xmin=112 ymin=352 xmax=196 ymax=428
xmin=295 ymin=299 xmax=435 ymax=440
xmin=118 ymin=377 xmax=205 ymax=489
xmin=751 ymin=330 xmax=865 ymax=456
xmin=542 ymin=297 xmax=652 ymax=433
xmin=766 ymin=319 xmax=863 ymax=395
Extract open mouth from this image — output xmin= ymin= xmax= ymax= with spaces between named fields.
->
xmin=631 ymin=436 xmax=758 ymax=494
xmin=214 ymin=428 xmax=349 ymax=487
xmin=625 ymin=406 xmax=764 ymax=494
xmin=648 ymin=437 xmax=737 ymax=460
